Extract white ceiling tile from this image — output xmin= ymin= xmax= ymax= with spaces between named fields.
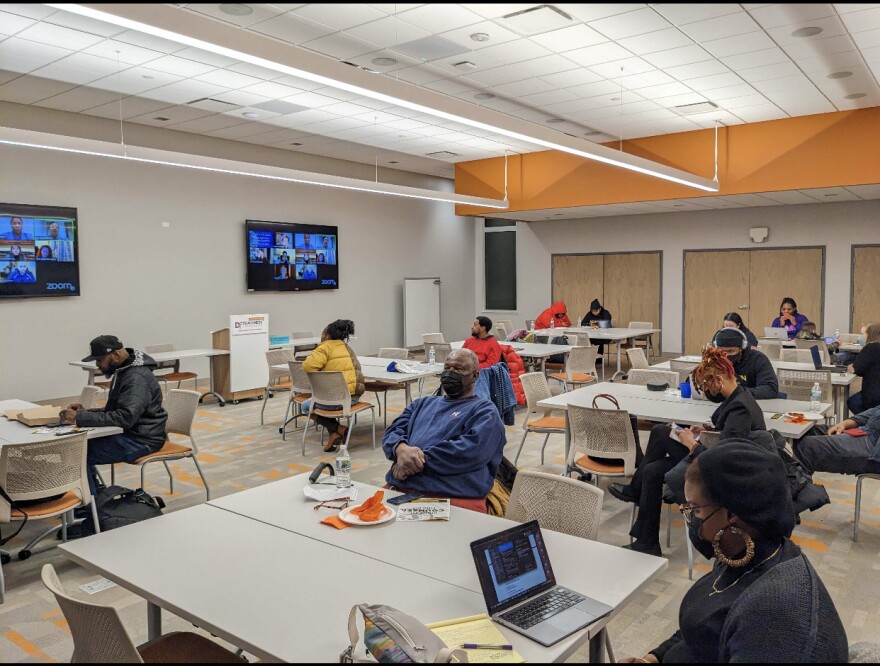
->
xmin=852 ymin=29 xmax=880 ymax=50
xmin=301 ymin=32 xmax=376 ymax=60
xmin=142 ymin=55 xmax=216 ymax=78
xmin=829 ymin=89 xmax=880 ymax=109
xmin=748 ymin=3 xmax=836 ymax=29
xmin=112 ymin=29 xmax=187 ymax=55
xmin=186 ymin=3 xmax=285 ymax=28
xmin=590 ymin=56 xmax=656 ymax=78
xmin=720 ymin=47 xmax=791 ymax=70
xmin=493 ymin=77 xmax=555 ymax=97
xmin=679 ymin=12 xmax=760 ymax=43
xmin=438 ymin=20 xmax=521 ymax=50
xmin=226 ymin=62 xmax=286 ymax=80
xmin=730 ymin=103 xmax=787 ymax=122
xmin=651 ymin=91 xmax=709 ymax=107
xmin=424 ymin=76 xmax=481 ymax=95
xmin=31 ymin=52 xmax=127 ymax=86
xmin=635 ymin=81 xmax=696 ymax=99
xmin=543 ymin=97 xmax=609 ymax=114
xmin=429 ymin=50 xmax=504 ymax=75
xmin=617 ymin=27 xmax=694 ymax=55
xmin=211 ymin=90 xmax=272 ymax=107
xmin=751 ymin=74 xmax=816 ymax=94
xmin=293 ymin=4 xmax=387 ymax=30
xmin=721 ymin=93 xmax=771 ymax=108
xmin=171 ymin=47 xmax=238 ymax=68
xmin=141 ymin=79 xmax=230 ymax=105
xmin=762 ymin=86 xmax=831 ymax=105
xmin=205 ymin=122 xmax=281 ymax=140
xmin=127 ymin=105 xmax=213 ymax=125
xmin=519 ymin=88 xmax=580 ymax=106
xmin=653 ymin=4 xmax=742 ymax=25
xmin=241 ymin=128 xmax=311 ymax=145
xmin=3 ymin=4 xmax=57 ymax=21
xmin=166 ymin=114 xmax=251 ymax=133
xmin=89 ymin=66 xmax=183 ymax=96
xmin=834 ymin=4 xmax=879 ymax=14
xmin=866 ymin=45 xmax=880 ymax=63
xmin=500 ymin=53 xmax=574 ymax=78
xmin=539 ymin=68 xmax=604 ymax=88
xmin=195 ymin=69 xmax=264 ymax=89
xmin=664 ymin=59 xmax=731 ymax=80
xmin=564 ymin=5 xmax=647 ymax=23
xmin=801 ymin=186 xmax=862 ymax=202
xmin=588 ymin=7 xmax=672 ymax=40
xmin=476 ymin=38 xmax=552 ymax=65
xmin=846 ymin=184 xmax=880 ymax=199
xmin=240 ymin=80 xmax=308 ymax=99
xmin=759 ymin=190 xmax=822 ymax=204
xmin=462 ymin=63 xmax=531 ymax=87
xmin=566 ymin=42 xmax=634 ymax=67
xmin=43 ymin=9 xmax=125 ymax=38
xmin=0 ymin=75 xmax=75 ymax=104
xmin=283 ymin=90 xmax=343 ymax=108
xmin=81 ymin=96 xmax=175 ymax=120
xmin=582 ymin=99 xmax=660 ymax=119
xmin=642 ymin=44 xmax=712 ymax=68
xmin=530 ymin=24 xmax=607 ymax=51
xmin=82 ymin=39 xmax=163 ymax=66
xmin=566 ymin=79 xmax=624 ymax=98
xmin=0 ymin=37 xmax=72 ymax=73
xmin=739 ymin=61 xmax=804 ymax=84
xmin=387 ymin=65 xmax=446 ymax=85
xmin=33 ymin=85 xmax=119 ymax=112
xmin=0 ymin=69 xmax=23 ymax=86
xmin=838 ymin=6 xmax=880 ymax=33
xmin=701 ymin=83 xmax=759 ymax=100
xmin=615 ymin=69 xmax=675 ymax=89
xmin=397 ymin=4 xmax=483 ymax=32
xmin=0 ymin=11 xmax=36 ymax=37
xmin=347 ymin=16 xmax=431 ymax=48
xmin=724 ymin=193 xmax=784 ymax=207
xmin=702 ymin=30 xmax=776 ymax=58
xmin=249 ymin=13 xmax=335 ymax=44
xmin=766 ymin=16 xmax=847 ymax=47
xmin=685 ymin=72 xmax=745 ymax=92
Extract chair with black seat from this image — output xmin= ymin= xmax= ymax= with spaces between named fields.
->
xmin=364 ymin=348 xmax=409 ymax=429
xmin=145 ymin=344 xmax=198 ymax=395
xmin=301 ymin=371 xmax=376 ymax=455
xmin=41 ymin=563 xmax=246 ymax=664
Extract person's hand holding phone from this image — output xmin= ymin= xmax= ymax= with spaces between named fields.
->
xmin=59 ymin=408 xmax=77 ymax=425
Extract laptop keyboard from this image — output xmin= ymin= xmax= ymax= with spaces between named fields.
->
xmin=500 ymin=589 xmax=583 ymax=629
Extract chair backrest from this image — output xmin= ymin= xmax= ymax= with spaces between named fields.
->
xmin=794 ymin=339 xmax=830 ymax=363
xmin=78 ymin=385 xmax=102 ymax=409
xmin=506 ymin=470 xmax=604 ymax=541
xmin=422 ymin=332 xmax=445 ymax=345
xmin=307 ymin=371 xmax=355 ymax=416
xmin=379 ymin=347 xmax=410 ymax=360
xmin=498 ymin=320 xmax=514 ymax=335
xmin=266 ymin=348 xmax=295 ymax=381
xmin=519 ymin=372 xmax=554 ymax=424
xmin=625 ymin=347 xmax=650 ymax=370
xmin=432 ymin=342 xmax=452 ymax=363
xmin=628 ymin=321 xmax=652 ymax=329
xmin=495 ymin=324 xmax=508 ymax=340
xmin=757 ymin=340 xmax=782 ymax=360
xmin=781 ymin=348 xmax=814 ymax=363
xmin=41 ymin=564 xmax=144 ymax=663
xmin=566 ymin=346 xmax=598 ymax=379
xmin=525 ymin=319 xmax=536 ymax=331
xmin=628 ymin=368 xmax=678 ymax=387
xmin=567 ymin=405 xmax=638 ymax=477
xmin=700 ymin=430 xmax=722 ymax=447
xmin=839 ymin=333 xmax=861 ymax=344
xmin=288 ymin=361 xmax=312 ymax=394
xmin=291 ymin=330 xmax=314 ymax=340
xmin=0 ymin=433 xmax=90 ymax=522
xmin=145 ymin=344 xmax=176 ymax=370
xmin=572 ymin=333 xmax=592 ymax=347
xmin=669 ymin=360 xmax=699 ymax=384
xmin=165 ymin=388 xmax=201 ymax=442
xmin=777 ymin=368 xmax=832 ymax=402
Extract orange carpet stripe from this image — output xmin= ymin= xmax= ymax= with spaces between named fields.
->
xmin=790 ymin=534 xmax=829 ymax=553
xmin=5 ymin=631 xmax=52 ymax=661
xmin=195 ymin=453 xmax=220 ymax=463
xmin=53 ymin=619 xmax=70 ymax=635
xmin=798 ymin=520 xmax=837 ymax=531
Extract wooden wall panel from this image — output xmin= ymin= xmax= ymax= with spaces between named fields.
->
xmin=552 ymin=255 xmax=604 ymax=324
xmin=852 ymin=246 xmax=880 ymax=332
xmin=603 ymin=253 xmax=661 ymax=347
xmin=749 ymin=248 xmax=823 ymax=335
xmin=684 ymin=251 xmax=750 ymax=354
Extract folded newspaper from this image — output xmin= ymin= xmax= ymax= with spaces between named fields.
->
xmin=396 ymin=498 xmax=451 ymax=522
xmin=303 ymin=486 xmax=358 ymax=502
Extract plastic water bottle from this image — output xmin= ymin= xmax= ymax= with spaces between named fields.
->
xmin=810 ymin=382 xmax=821 ymax=414
xmin=550 ymin=318 xmax=555 ymax=330
xmin=335 ymin=445 xmax=351 ymax=489
xmin=428 ymin=345 xmax=436 ymax=365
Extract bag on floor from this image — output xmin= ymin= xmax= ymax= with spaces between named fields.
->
xmin=341 ymin=604 xmax=467 ymax=663
xmin=79 ymin=485 xmax=165 ymax=536
xmin=546 ymin=335 xmax=569 ymax=365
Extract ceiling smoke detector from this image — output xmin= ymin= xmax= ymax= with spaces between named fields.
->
xmin=672 ymin=101 xmax=719 ymax=115
xmin=845 ymin=93 xmax=867 ymax=99
xmin=792 ymin=26 xmax=822 ymax=37
xmin=372 ymin=57 xmax=398 ymax=67
xmin=827 ymin=71 xmax=852 ymax=79
xmin=219 ymin=4 xmax=253 ymax=17
xmin=470 ymin=32 xmax=490 ymax=42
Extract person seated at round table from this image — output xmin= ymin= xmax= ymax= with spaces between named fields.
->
xmin=301 ymin=319 xmax=365 ymax=452
xmin=835 ymin=323 xmax=868 ymax=366
xmin=462 ymin=315 xmax=502 ymax=369
xmin=581 ymin=299 xmax=612 ymax=355
xmin=771 ymin=297 xmax=810 ymax=339
xmin=620 ymin=442 xmax=848 ymax=663
xmin=381 ymin=348 xmax=505 ymax=514
xmin=722 ymin=312 xmax=757 ymax=348
xmin=711 ymin=327 xmax=779 ymax=399
xmin=608 ymin=347 xmax=766 ymax=556
xmin=534 ymin=301 xmax=571 ymax=330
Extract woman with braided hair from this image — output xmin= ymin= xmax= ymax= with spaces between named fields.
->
xmin=608 ymin=347 xmax=766 ymax=556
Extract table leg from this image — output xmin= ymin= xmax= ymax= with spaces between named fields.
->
xmin=588 ymin=627 xmax=607 ymax=663
xmin=405 ymin=382 xmax=412 ymax=405
xmin=147 ymin=601 xmax=162 ymax=640
xmin=541 ymin=358 xmax=546 ymax=374
xmin=199 ymin=355 xmax=226 ymax=406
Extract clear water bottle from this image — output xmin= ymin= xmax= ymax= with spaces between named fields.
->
xmin=550 ymin=318 xmax=555 ymax=330
xmin=428 ymin=345 xmax=436 ymax=365
xmin=335 ymin=444 xmax=351 ymax=489
xmin=810 ymin=382 xmax=821 ymax=414
xmin=834 ymin=328 xmax=840 ymax=339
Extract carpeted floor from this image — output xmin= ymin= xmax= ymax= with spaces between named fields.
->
xmin=1 ymin=367 xmax=879 ymax=662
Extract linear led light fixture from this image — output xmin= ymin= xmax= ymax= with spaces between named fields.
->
xmin=0 ymin=128 xmax=509 ymax=209
xmin=49 ymin=4 xmax=719 ymax=193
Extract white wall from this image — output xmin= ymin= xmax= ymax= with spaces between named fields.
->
xmin=0 ymin=145 xmax=477 ymax=401
xmin=476 ymin=200 xmax=880 ymax=351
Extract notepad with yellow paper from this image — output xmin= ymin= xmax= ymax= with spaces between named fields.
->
xmin=427 ymin=614 xmax=525 ymax=663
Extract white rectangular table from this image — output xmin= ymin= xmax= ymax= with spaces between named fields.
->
xmin=534 ymin=328 xmax=661 ymax=374
xmin=452 ymin=340 xmax=573 ymax=373
xmin=70 ymin=348 xmax=230 ymax=406
xmin=268 ymin=335 xmax=321 ymax=351
xmin=0 ymin=399 xmax=122 ymax=444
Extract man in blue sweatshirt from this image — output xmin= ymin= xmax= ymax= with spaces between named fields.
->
xmin=382 ymin=348 xmax=506 ymax=513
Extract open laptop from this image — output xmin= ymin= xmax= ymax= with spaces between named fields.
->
xmin=470 ymin=520 xmax=613 ymax=647
xmin=763 ymin=327 xmax=790 ymax=340
xmin=809 ymin=345 xmax=848 ymax=373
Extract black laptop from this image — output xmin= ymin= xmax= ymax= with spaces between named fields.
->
xmin=470 ymin=521 xmax=612 ymax=647
xmin=810 ymin=345 xmax=848 ymax=373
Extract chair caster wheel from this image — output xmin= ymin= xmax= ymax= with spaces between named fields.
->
xmin=233 ymin=400 xmax=240 ymax=405
xmin=18 ymin=550 xmax=31 ymax=561
xmin=259 ymin=395 xmax=265 ymax=400
xmin=1 ymin=553 xmax=10 ymax=565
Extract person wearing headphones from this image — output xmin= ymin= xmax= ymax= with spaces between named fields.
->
xmin=710 ymin=327 xmax=779 ymax=400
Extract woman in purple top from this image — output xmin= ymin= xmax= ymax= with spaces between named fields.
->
xmin=771 ymin=297 xmax=810 ymax=339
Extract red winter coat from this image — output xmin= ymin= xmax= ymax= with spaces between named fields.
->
xmin=500 ymin=344 xmax=526 ymax=406
xmin=462 ymin=335 xmax=502 ymax=369
xmin=535 ymin=301 xmax=572 ymax=330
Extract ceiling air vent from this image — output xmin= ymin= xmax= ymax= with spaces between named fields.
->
xmin=499 ymin=5 xmax=573 ymax=35
xmin=426 ymin=151 xmax=461 ymax=158
xmin=186 ymin=97 xmax=240 ymax=112
xmin=672 ymin=101 xmax=719 ymax=115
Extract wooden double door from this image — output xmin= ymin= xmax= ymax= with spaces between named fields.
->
xmin=552 ymin=251 xmax=661 ymax=348
xmin=852 ymin=246 xmax=880 ymax=331
xmin=684 ymin=248 xmax=824 ymax=354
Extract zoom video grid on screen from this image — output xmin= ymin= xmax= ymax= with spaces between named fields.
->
xmin=246 ymin=220 xmax=338 ymax=292
xmin=0 ymin=203 xmax=79 ymax=299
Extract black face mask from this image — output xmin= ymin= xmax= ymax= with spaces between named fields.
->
xmin=725 ymin=352 xmax=741 ymax=364
xmin=441 ymin=370 xmax=472 ymax=399
xmin=687 ymin=507 xmax=722 ymax=560
xmin=705 ymin=390 xmax=726 ymax=403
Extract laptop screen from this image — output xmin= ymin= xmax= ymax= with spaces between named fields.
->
xmin=810 ymin=345 xmax=823 ymax=369
xmin=471 ymin=520 xmax=556 ymax=615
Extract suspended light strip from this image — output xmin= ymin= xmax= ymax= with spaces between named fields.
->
xmin=48 ymin=4 xmax=720 ymax=193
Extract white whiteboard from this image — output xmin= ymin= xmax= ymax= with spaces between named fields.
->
xmin=404 ymin=278 xmax=441 ymax=348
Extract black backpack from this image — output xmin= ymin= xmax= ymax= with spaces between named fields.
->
xmin=79 ymin=485 xmax=165 ymax=536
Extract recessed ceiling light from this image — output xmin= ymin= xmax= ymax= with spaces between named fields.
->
xmin=289 ymin=142 xmax=302 ymax=146
xmin=827 ymin=71 xmax=852 ymax=79
xmin=791 ymin=26 xmax=822 ymax=37
xmin=219 ymin=4 xmax=253 ymax=17
xmin=610 ymin=97 xmax=620 ymax=101
xmin=388 ymin=160 xmax=399 ymax=164
xmin=242 ymin=111 xmax=259 ymax=119
xmin=470 ymin=32 xmax=490 ymax=42
xmin=546 ymin=118 xmax=565 ymax=124
xmin=371 ymin=57 xmax=398 ymax=67
xmin=824 ymin=193 xmax=839 ymax=197
xmin=584 ymin=130 xmax=602 ymax=136
xmin=474 ymin=92 xmax=495 ymax=100
xmin=452 ymin=61 xmax=477 ymax=72
xmin=142 ymin=74 xmax=154 ymax=79
xmin=154 ymin=117 xmax=170 ymax=122
xmin=845 ymin=92 xmax=867 ymax=99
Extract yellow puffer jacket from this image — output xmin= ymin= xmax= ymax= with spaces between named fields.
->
xmin=302 ymin=340 xmax=365 ymax=397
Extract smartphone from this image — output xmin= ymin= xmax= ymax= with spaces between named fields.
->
xmin=387 ymin=492 xmax=424 ymax=506
xmin=771 ymin=413 xmax=783 ymax=419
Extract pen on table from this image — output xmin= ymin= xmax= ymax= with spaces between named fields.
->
xmin=461 ymin=643 xmax=513 ymax=650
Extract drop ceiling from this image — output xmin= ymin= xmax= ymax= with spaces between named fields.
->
xmin=0 ymin=3 xmax=878 ymax=189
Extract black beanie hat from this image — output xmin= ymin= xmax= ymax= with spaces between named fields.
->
xmin=697 ymin=440 xmax=795 ymax=539
xmin=590 ymin=299 xmax=601 ymax=311
xmin=713 ymin=327 xmax=746 ymax=349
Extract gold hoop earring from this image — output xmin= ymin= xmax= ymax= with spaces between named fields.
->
xmin=712 ymin=525 xmax=755 ymax=567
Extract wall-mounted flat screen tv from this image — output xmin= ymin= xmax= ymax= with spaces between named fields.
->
xmin=0 ymin=203 xmax=80 ymax=299
xmin=246 ymin=220 xmax=338 ymax=292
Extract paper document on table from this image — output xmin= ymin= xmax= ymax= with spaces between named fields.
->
xmin=396 ymin=498 xmax=450 ymax=521
xmin=302 ymin=486 xmax=358 ymax=502
xmin=427 ymin=614 xmax=525 ymax=663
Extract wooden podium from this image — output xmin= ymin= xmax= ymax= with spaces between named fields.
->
xmin=211 ymin=314 xmax=270 ymax=403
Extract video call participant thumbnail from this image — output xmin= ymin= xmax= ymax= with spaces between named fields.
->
xmin=274 ymin=264 xmax=291 ymax=281
xmin=320 ymin=235 xmax=336 ymax=264
xmin=296 ymin=250 xmax=316 ymax=265
xmin=275 ymin=232 xmax=292 ymax=248
xmin=295 ymin=233 xmax=316 ymax=251
xmin=272 ymin=249 xmax=291 ymax=265
xmin=1 ymin=217 xmax=34 ymax=241
xmin=5 ymin=261 xmax=36 ymax=283
xmin=296 ymin=263 xmax=317 ymax=280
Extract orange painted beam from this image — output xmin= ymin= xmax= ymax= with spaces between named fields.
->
xmin=454 ymin=108 xmax=880 ymax=216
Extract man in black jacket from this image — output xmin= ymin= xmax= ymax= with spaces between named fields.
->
xmin=712 ymin=327 xmax=779 ymax=399
xmin=581 ymin=299 xmax=612 ymax=356
xmin=61 ymin=335 xmax=168 ymax=493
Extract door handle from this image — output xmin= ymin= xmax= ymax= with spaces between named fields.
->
xmin=739 ymin=304 xmax=749 ymax=309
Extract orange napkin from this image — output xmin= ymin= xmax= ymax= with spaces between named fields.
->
xmin=320 ymin=515 xmax=351 ymax=530
xmin=351 ymin=490 xmax=387 ymax=522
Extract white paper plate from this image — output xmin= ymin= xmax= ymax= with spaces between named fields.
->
xmin=784 ymin=412 xmax=825 ymax=421
xmin=338 ymin=504 xmax=395 ymax=526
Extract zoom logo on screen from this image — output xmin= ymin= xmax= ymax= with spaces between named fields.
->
xmin=321 ymin=279 xmax=337 ymax=286
xmin=46 ymin=282 xmax=77 ymax=292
